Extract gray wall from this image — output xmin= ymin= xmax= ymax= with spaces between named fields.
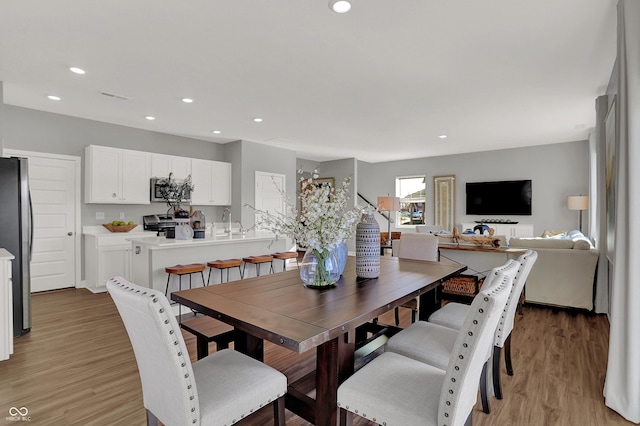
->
xmin=0 ymin=82 xmax=4 ymax=152
xmin=3 ymin=105 xmax=234 ymax=226
xmin=356 ymin=140 xmax=590 ymax=236
xmin=234 ymin=140 xmax=297 ymax=229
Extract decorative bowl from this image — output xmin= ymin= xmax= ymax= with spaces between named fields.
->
xmin=103 ymin=224 xmax=137 ymax=233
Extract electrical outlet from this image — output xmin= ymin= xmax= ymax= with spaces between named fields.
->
xmin=96 ymin=212 xmax=105 ymax=220
xmin=119 ymin=212 xmax=125 ymax=220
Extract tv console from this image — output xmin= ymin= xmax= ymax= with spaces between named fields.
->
xmin=460 ymin=222 xmax=534 ymax=243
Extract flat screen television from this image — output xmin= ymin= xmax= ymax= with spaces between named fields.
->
xmin=465 ymin=179 xmax=532 ymax=216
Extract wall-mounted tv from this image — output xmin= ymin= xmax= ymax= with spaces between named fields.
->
xmin=465 ymin=180 xmax=532 ymax=216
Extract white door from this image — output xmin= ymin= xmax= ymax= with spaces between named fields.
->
xmin=3 ymin=150 xmax=80 ymax=292
xmin=254 ymin=171 xmax=286 ymax=232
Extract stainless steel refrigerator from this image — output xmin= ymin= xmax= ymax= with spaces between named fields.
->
xmin=0 ymin=157 xmax=32 ymax=336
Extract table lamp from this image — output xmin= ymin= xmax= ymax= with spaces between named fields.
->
xmin=567 ymin=195 xmax=589 ymax=232
xmin=377 ymin=196 xmax=401 ymax=245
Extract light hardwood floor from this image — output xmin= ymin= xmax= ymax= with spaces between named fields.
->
xmin=0 ymin=288 xmax=632 ymax=426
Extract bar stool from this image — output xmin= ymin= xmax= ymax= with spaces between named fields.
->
xmin=164 ymin=263 xmax=206 ymax=296
xmin=242 ymin=255 xmax=274 ymax=277
xmin=272 ymin=251 xmax=299 ymax=272
xmin=207 ymin=259 xmax=244 ymax=284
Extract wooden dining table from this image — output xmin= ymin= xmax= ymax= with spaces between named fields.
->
xmin=172 ymin=255 xmax=466 ymax=426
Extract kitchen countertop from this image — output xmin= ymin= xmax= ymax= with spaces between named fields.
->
xmin=82 ymin=225 xmax=151 ymax=236
xmin=127 ymin=230 xmax=279 ymax=248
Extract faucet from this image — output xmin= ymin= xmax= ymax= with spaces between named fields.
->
xmin=235 ymin=220 xmax=245 ymax=236
xmin=222 ymin=208 xmax=231 ymax=233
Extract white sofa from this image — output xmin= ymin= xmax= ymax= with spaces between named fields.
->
xmin=508 ymin=230 xmax=598 ymax=311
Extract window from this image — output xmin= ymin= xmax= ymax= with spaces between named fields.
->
xmin=396 ymin=176 xmax=426 ymax=226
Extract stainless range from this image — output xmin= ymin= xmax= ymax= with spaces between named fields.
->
xmin=143 ymin=214 xmax=177 ymax=236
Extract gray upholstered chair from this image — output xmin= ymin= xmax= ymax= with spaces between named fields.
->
xmin=337 ymin=270 xmax=513 ymax=426
xmin=428 ymin=250 xmax=538 ymax=400
xmin=394 ymin=233 xmax=440 ymax=325
xmin=106 ymin=277 xmax=287 ymax=426
xmin=384 ymin=259 xmax=520 ymax=414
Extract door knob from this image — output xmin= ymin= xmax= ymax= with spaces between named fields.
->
xmin=67 ymin=232 xmax=73 ymax=236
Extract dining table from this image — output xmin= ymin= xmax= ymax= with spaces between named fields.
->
xmin=172 ymin=255 xmax=466 ymax=426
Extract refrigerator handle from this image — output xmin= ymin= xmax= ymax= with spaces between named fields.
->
xmin=28 ymin=191 xmax=33 ymax=261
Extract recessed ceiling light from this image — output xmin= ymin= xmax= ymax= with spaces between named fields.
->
xmin=69 ymin=67 xmax=85 ymax=75
xmin=182 ymin=98 xmax=194 ymax=103
xmin=47 ymin=95 xmax=61 ymax=101
xmin=145 ymin=116 xmax=156 ymax=121
xmin=329 ymin=0 xmax=351 ymax=13
xmin=439 ymin=134 xmax=448 ymax=139
xmin=253 ymin=118 xmax=263 ymax=123
xmin=213 ymin=130 xmax=221 ymax=134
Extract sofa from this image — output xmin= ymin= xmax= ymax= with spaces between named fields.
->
xmin=508 ymin=230 xmax=598 ymax=311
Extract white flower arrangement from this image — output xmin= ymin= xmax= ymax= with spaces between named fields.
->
xmin=248 ymin=176 xmax=369 ymax=251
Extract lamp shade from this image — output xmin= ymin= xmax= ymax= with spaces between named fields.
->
xmin=378 ymin=196 xmax=400 ymax=211
xmin=567 ymin=195 xmax=589 ymax=211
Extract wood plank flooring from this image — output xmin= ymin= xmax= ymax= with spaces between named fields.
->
xmin=0 ymin=288 xmax=631 ymax=426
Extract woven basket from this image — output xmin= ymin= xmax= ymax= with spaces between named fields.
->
xmin=103 ymin=224 xmax=137 ymax=233
xmin=442 ymin=274 xmax=485 ymax=296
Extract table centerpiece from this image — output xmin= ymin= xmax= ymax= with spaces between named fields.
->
xmin=249 ymin=176 xmax=369 ymax=288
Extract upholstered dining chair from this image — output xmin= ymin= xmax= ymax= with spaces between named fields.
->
xmin=384 ymin=259 xmax=520 ymax=414
xmin=428 ymin=249 xmax=538 ymax=400
xmin=394 ymin=232 xmax=440 ymax=325
xmin=337 ymin=271 xmax=513 ymax=426
xmin=106 ymin=277 xmax=287 ymax=426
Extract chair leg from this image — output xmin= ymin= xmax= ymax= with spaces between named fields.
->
xmin=200 ymin=271 xmax=205 ymax=287
xmin=339 ymin=407 xmax=352 ymax=426
xmin=207 ymin=268 xmax=213 ymax=285
xmin=165 ymin=274 xmax=171 ymax=296
xmin=492 ymin=345 xmax=503 ymax=400
xmin=273 ymin=395 xmax=285 ymax=426
xmin=480 ymin=361 xmax=491 ymax=413
xmin=146 ymin=409 xmax=159 ymax=426
xmin=394 ymin=307 xmax=400 ymax=326
xmin=411 ymin=308 xmax=417 ymax=324
xmin=504 ymin=334 xmax=514 ymax=376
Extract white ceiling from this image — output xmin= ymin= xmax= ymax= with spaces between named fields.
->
xmin=0 ymin=0 xmax=617 ymax=163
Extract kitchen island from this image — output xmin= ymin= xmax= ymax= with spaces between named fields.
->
xmin=128 ymin=231 xmax=287 ymax=293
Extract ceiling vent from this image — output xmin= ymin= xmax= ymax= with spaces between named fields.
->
xmin=99 ymin=91 xmax=129 ymax=101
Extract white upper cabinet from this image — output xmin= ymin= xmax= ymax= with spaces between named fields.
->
xmin=85 ymin=145 xmax=151 ymax=204
xmin=191 ymin=159 xmax=232 ymax=206
xmin=151 ymin=154 xmax=192 ymax=179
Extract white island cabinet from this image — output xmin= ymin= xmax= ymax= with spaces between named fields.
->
xmin=1 ymin=249 xmax=15 ymax=361
xmin=129 ymin=231 xmax=286 ymax=293
xmin=83 ymin=226 xmax=152 ymax=293
xmin=85 ymin=145 xmax=151 ymax=204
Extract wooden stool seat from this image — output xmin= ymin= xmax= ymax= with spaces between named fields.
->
xmin=164 ymin=263 xmax=206 ymax=297
xmin=207 ymin=259 xmax=244 ymax=284
xmin=272 ymin=252 xmax=300 ymax=272
xmin=165 ymin=263 xmax=206 ymax=275
xmin=242 ymin=255 xmax=274 ymax=276
xmin=180 ymin=316 xmax=235 ymax=360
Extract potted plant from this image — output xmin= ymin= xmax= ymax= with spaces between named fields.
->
xmin=156 ymin=172 xmax=195 ymax=217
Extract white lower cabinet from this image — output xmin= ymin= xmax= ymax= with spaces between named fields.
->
xmin=85 ymin=233 xmax=136 ymax=293
xmin=1 ymin=249 xmax=14 ymax=361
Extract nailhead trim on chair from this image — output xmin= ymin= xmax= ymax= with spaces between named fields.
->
xmin=438 ymin=275 xmax=510 ymax=425
xmin=109 ymin=278 xmax=201 ymax=425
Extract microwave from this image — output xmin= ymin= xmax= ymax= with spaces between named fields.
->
xmin=150 ymin=177 xmax=192 ymax=203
